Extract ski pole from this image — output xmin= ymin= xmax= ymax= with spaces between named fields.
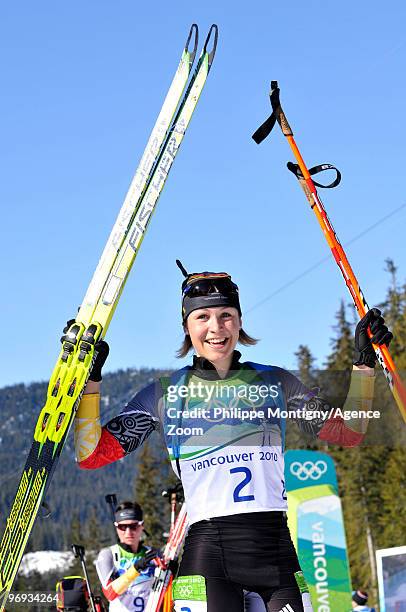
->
xmin=145 ymin=487 xmax=187 ymax=612
xmin=162 ymin=482 xmax=184 ymax=531
xmin=253 ymin=81 xmax=406 ymax=423
xmin=163 ymin=578 xmax=173 ymax=612
xmin=104 ymin=494 xmax=119 ymax=542
xmin=104 ymin=494 xmax=117 ymax=522
xmin=72 ymin=544 xmax=97 ymax=612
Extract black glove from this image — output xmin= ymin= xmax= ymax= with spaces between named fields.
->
xmin=89 ymin=340 xmax=109 ymax=382
xmin=167 ymin=558 xmax=179 ymax=575
xmin=133 ymin=548 xmax=160 ymax=571
xmin=353 ymin=308 xmax=393 ymax=368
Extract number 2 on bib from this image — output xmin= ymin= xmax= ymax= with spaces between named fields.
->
xmin=230 ymin=467 xmax=255 ymax=502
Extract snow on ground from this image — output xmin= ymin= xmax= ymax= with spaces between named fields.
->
xmin=19 ymin=550 xmax=75 ymax=576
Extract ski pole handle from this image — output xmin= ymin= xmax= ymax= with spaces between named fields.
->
xmin=269 ymin=81 xmax=293 ymax=136
xmin=72 ymin=544 xmax=85 ymax=561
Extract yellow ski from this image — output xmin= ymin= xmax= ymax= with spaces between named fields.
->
xmin=0 ymin=24 xmax=218 ymax=610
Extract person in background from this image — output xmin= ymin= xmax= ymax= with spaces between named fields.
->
xmin=95 ymin=500 xmax=158 ymax=611
xmin=351 ymin=589 xmax=375 ymax=612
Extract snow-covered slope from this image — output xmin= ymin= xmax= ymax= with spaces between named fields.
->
xmin=19 ymin=550 xmax=75 ymax=576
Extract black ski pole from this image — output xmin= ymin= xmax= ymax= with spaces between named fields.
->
xmin=72 ymin=544 xmax=97 ymax=612
xmin=104 ymin=494 xmax=118 ymax=542
xmin=104 ymin=494 xmax=117 ymax=522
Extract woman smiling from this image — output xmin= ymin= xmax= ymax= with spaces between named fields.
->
xmin=74 ymin=262 xmax=392 ymax=612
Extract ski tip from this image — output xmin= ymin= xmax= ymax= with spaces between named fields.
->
xmin=186 ymin=24 xmax=199 ymax=64
xmin=204 ymin=24 xmax=219 ymax=69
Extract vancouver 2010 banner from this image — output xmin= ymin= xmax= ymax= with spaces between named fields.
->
xmin=285 ymin=450 xmax=352 ymax=611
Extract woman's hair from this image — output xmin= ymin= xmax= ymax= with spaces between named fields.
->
xmin=176 ymin=328 xmax=258 ymax=358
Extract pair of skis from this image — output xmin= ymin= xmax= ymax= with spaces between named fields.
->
xmin=253 ymin=82 xmax=406 ymax=423
xmin=145 ymin=488 xmax=188 ymax=612
xmin=0 ymin=23 xmax=218 ymax=610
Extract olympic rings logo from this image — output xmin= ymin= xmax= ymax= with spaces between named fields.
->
xmin=178 ymin=585 xmax=193 ymax=597
xmin=290 ymin=460 xmax=328 ymax=481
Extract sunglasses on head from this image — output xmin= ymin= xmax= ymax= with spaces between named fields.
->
xmin=115 ymin=521 xmax=143 ymax=532
xmin=183 ymin=275 xmax=238 ymax=298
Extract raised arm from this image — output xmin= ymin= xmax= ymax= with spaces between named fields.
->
xmin=283 ymin=309 xmax=392 ymax=447
xmin=74 ymin=341 xmax=161 ymax=469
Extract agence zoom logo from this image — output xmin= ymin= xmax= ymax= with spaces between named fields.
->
xmin=290 ymin=460 xmax=327 ymax=481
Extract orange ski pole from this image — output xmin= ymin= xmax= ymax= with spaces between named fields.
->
xmin=253 ymin=81 xmax=406 ymax=423
xmin=162 ymin=576 xmax=173 ymax=612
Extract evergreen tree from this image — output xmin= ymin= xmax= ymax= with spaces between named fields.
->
xmin=323 ymin=300 xmax=376 ymax=593
xmin=324 ymin=276 xmax=406 ymax=604
xmin=322 ymin=300 xmax=355 ymax=420
xmin=325 ymin=300 xmax=354 ymax=371
xmin=379 ymin=259 xmax=406 ymax=366
xmin=68 ymin=511 xmax=85 ymax=576
xmin=360 ymin=261 xmax=406 ymax=444
xmin=82 ymin=508 xmax=106 ymax=600
xmin=375 ymin=261 xmax=406 ymax=556
xmin=379 ymin=449 xmax=406 ymax=545
xmin=133 ymin=440 xmax=169 ymax=547
xmin=294 ymin=344 xmax=316 ymax=388
xmin=69 ymin=511 xmax=84 ymax=548
xmin=286 ymin=345 xmax=319 ymax=450
xmin=85 ymin=507 xmax=104 ymax=552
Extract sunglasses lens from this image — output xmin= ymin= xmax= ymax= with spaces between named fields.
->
xmin=184 ymin=278 xmax=238 ymax=298
xmin=117 ymin=523 xmax=139 ymax=532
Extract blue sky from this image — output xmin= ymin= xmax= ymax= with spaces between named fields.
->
xmin=1 ymin=1 xmax=405 ymax=387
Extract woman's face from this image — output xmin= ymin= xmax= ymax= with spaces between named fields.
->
xmin=185 ymin=306 xmax=241 ymax=366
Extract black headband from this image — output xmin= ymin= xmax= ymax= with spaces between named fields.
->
xmin=182 ymin=292 xmax=241 ymax=321
xmin=352 ymin=591 xmax=368 ymax=605
xmin=114 ymin=506 xmax=143 ymax=523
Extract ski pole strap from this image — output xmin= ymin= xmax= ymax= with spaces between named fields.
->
xmin=287 ymin=161 xmax=341 ymax=189
xmin=40 ymin=501 xmax=51 ymax=519
xmin=252 ymin=80 xmax=292 ymax=143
